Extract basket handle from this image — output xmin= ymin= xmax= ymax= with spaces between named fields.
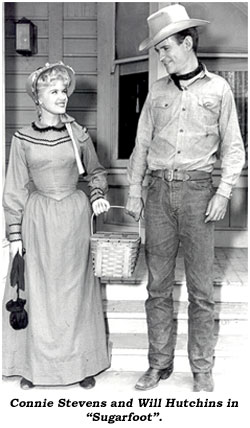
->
xmin=90 ymin=205 xmax=141 ymax=236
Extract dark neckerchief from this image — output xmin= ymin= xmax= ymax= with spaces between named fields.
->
xmin=170 ymin=62 xmax=204 ymax=91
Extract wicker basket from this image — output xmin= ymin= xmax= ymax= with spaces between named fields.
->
xmin=90 ymin=206 xmax=141 ymax=278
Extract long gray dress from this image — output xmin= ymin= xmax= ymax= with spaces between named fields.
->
xmin=2 ymin=118 xmax=110 ymax=385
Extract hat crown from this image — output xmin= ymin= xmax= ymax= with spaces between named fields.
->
xmin=139 ymin=4 xmax=209 ymax=51
xmin=148 ymin=4 xmax=190 ymax=37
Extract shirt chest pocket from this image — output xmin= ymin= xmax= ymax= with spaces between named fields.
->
xmin=152 ymin=97 xmax=175 ymax=127
xmin=198 ymin=95 xmax=221 ymax=127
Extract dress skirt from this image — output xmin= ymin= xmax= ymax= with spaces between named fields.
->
xmin=2 ymin=189 xmax=110 ymax=385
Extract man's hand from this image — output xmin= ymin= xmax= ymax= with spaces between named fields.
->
xmin=125 ymin=197 xmax=144 ymax=222
xmin=205 ymin=194 xmax=229 ymax=223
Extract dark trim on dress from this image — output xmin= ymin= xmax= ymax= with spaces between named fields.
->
xmin=31 ymin=122 xmax=66 ymax=132
xmin=15 ymin=133 xmax=71 ymax=147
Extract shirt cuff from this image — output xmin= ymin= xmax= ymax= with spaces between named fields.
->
xmin=128 ymin=184 xmax=142 ymax=198
xmin=216 ymin=181 xmax=232 ymax=199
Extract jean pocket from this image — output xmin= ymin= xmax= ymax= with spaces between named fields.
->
xmin=188 ymin=179 xmax=214 ymax=193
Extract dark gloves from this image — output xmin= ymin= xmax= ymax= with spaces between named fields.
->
xmin=6 ymin=249 xmax=28 ymax=330
xmin=10 ymin=251 xmax=25 ymax=291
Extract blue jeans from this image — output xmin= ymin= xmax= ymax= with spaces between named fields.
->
xmin=144 ymin=176 xmax=215 ymax=373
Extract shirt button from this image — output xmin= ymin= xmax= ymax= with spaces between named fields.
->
xmin=179 ymin=129 xmax=184 ymax=133
xmin=182 ymin=108 xmax=186 ymax=111
xmin=177 ymin=150 xmax=181 ymax=154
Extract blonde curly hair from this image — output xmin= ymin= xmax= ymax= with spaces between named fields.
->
xmin=36 ymin=65 xmax=71 ymax=94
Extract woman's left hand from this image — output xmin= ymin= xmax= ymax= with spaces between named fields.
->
xmin=92 ymin=198 xmax=110 ymax=216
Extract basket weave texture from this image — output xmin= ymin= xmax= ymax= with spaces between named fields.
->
xmin=91 ymin=231 xmax=141 ymax=278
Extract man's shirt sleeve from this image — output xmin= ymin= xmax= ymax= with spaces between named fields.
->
xmin=217 ymin=86 xmax=246 ymax=199
xmin=127 ymin=92 xmax=154 ymax=198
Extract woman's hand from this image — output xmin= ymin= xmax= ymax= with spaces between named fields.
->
xmin=10 ymin=241 xmax=23 ymax=258
xmin=92 ymin=199 xmax=110 ymax=216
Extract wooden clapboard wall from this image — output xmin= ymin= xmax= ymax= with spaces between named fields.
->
xmin=4 ymin=2 xmax=248 ymax=248
xmin=63 ymin=2 xmax=97 ymax=144
xmin=4 ymin=2 xmax=98 ymax=170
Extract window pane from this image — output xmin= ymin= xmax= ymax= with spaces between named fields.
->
xmin=115 ymin=2 xmax=149 ymax=59
xmin=118 ymin=71 xmax=148 ymax=159
xmin=215 ymin=70 xmax=248 ymax=147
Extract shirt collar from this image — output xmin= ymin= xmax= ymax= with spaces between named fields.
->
xmin=167 ymin=63 xmax=212 ymax=89
xmin=181 ymin=64 xmax=213 ymax=87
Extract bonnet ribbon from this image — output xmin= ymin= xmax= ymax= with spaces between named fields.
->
xmin=65 ymin=122 xmax=85 ymax=175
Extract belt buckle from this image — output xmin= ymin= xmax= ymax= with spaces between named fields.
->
xmin=166 ymin=170 xmax=174 ymax=182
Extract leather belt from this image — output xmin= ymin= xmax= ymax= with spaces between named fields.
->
xmin=151 ymin=169 xmax=211 ymax=182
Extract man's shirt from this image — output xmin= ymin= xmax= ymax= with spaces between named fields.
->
xmin=127 ymin=66 xmax=245 ymax=199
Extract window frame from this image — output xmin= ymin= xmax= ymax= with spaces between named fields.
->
xmin=97 ymin=2 xmax=150 ymax=169
xmin=97 ymin=2 xmax=248 ymax=170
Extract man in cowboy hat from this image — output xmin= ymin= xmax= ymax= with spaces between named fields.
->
xmin=125 ymin=4 xmax=245 ymax=392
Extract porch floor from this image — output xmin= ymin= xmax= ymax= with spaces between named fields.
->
xmin=2 ymin=365 xmax=247 ymax=393
xmin=101 ymin=246 xmax=248 ymax=286
xmin=2 ymin=246 xmax=248 ymax=404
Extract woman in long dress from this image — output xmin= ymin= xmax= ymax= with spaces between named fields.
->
xmin=2 ymin=62 xmax=110 ymax=389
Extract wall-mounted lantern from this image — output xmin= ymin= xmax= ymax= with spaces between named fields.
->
xmin=15 ymin=17 xmax=37 ymax=56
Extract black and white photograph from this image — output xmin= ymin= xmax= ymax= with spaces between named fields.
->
xmin=0 ymin=1 xmax=248 ymax=427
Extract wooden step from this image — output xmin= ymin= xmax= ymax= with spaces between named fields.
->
xmin=100 ymin=246 xmax=247 ymax=284
xmin=108 ymin=332 xmax=248 ymax=373
xmin=100 ymin=246 xmax=247 ymax=303
xmin=105 ymin=317 xmax=248 ymax=336
xmin=100 ymin=246 xmax=247 ymax=375
xmin=103 ymin=301 xmax=248 ymax=335
xmin=109 ymin=349 xmax=246 ymax=374
xmin=104 ymin=300 xmax=248 ymax=319
xmin=109 ymin=332 xmax=247 ymax=355
xmin=101 ymin=282 xmax=248 ymax=303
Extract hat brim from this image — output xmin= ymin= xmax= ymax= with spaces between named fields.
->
xmin=139 ymin=19 xmax=209 ymax=51
xmin=26 ymin=62 xmax=76 ymax=102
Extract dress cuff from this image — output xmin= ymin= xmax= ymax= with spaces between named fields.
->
xmin=9 ymin=223 xmax=22 ymax=242
xmin=90 ymin=188 xmax=104 ymax=204
xmin=216 ymin=182 xmax=232 ymax=199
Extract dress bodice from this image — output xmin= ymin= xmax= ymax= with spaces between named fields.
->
xmin=3 ymin=119 xmax=108 ymax=231
xmin=18 ymin=125 xmax=79 ymax=200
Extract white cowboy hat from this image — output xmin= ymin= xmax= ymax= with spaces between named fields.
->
xmin=26 ymin=61 xmax=75 ymax=103
xmin=139 ymin=4 xmax=209 ymax=51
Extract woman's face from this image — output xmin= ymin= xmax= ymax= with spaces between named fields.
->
xmin=38 ymin=79 xmax=68 ymax=116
